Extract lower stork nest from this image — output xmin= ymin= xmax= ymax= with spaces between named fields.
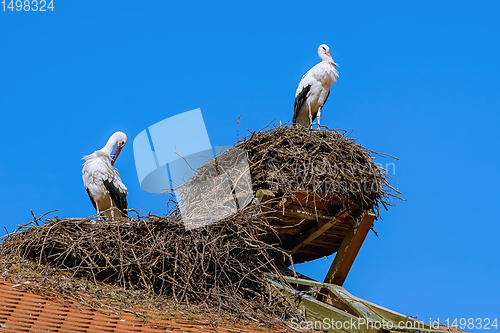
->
xmin=0 ymin=126 xmax=400 ymax=331
xmin=0 ymin=208 xmax=302 ymax=330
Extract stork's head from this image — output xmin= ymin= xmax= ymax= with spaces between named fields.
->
xmin=318 ymin=44 xmax=338 ymax=67
xmin=110 ymin=131 xmax=127 ymax=166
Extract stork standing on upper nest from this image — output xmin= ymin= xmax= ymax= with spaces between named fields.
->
xmin=82 ymin=131 xmax=128 ymax=219
xmin=293 ymin=44 xmax=339 ymax=129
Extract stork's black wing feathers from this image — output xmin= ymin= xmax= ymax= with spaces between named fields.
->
xmin=293 ymin=84 xmax=311 ymax=124
xmin=103 ymin=179 xmax=128 ymax=216
xmin=85 ymin=188 xmax=97 ymax=211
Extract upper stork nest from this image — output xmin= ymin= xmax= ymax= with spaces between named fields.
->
xmin=187 ymin=125 xmax=399 ymax=216
xmin=239 ymin=125 xmax=398 ymax=211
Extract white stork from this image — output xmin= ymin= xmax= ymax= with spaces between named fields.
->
xmin=82 ymin=131 xmax=128 ymax=219
xmin=293 ymin=44 xmax=339 ymax=128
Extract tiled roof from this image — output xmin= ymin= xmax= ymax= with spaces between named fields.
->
xmin=0 ymin=281 xmax=275 ymax=333
xmin=438 ymin=326 xmax=464 ymax=332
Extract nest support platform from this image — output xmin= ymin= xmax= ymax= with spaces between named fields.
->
xmin=255 ymin=189 xmax=376 ymax=287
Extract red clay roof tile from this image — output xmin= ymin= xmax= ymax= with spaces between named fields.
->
xmin=0 ymin=281 xmax=279 ymax=333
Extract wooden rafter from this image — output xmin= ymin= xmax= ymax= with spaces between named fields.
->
xmin=287 ymin=211 xmax=350 ymax=255
xmin=265 ymin=273 xmax=444 ymax=333
xmin=254 ymin=189 xmax=372 ymax=265
xmin=323 ymin=210 xmax=376 ymax=286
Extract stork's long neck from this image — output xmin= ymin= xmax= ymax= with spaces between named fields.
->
xmin=99 ymin=136 xmax=116 ymax=157
xmin=320 ymin=56 xmax=334 ymax=65
xmin=320 ymin=55 xmax=338 ymax=71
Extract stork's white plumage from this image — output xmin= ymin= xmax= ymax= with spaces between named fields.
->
xmin=82 ymin=132 xmax=128 ymax=219
xmin=293 ymin=44 xmax=339 ymax=128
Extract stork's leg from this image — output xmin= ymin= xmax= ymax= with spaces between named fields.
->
xmin=308 ymin=101 xmax=313 ymax=129
xmin=110 ymin=197 xmax=115 ymax=220
xmin=96 ymin=202 xmax=101 ymax=220
xmin=317 ymin=106 xmax=322 ymax=129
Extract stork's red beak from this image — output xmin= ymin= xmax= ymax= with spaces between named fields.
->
xmin=111 ymin=145 xmax=123 ymax=166
xmin=326 ymin=51 xmax=332 ymax=59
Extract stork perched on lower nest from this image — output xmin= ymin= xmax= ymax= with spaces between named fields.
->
xmin=82 ymin=131 xmax=128 ymax=219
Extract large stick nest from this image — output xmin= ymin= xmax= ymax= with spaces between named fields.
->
xmin=0 ymin=206 xmax=304 ymax=331
xmin=186 ymin=126 xmax=400 ymax=216
xmin=238 ymin=126 xmax=399 ymax=211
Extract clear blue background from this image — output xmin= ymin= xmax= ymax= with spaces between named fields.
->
xmin=1 ymin=1 xmax=498 ymax=331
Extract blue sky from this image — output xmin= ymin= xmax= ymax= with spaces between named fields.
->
xmin=1 ymin=1 xmax=499 ymax=330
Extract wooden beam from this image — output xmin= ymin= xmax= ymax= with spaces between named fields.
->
xmin=288 ymin=212 xmax=350 ymax=255
xmin=254 ymin=189 xmax=275 ymax=203
xmin=265 ymin=273 xmax=441 ymax=332
xmin=323 ymin=210 xmax=376 ymax=286
xmin=289 ymin=219 xmax=337 ymax=255
xmin=284 ymin=207 xmax=334 ymax=221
